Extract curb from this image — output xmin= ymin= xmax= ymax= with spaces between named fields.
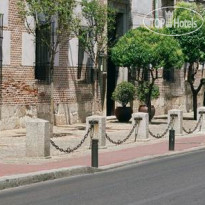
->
xmin=1 ymin=146 xmax=205 ymax=191
xmin=0 ymin=166 xmax=100 ymax=191
xmin=100 ymin=146 xmax=205 ymax=170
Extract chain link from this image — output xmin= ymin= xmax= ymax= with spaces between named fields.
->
xmin=149 ymin=116 xmax=175 ymax=139
xmin=50 ymin=123 xmax=94 ymax=154
xmin=105 ymin=121 xmax=139 ymax=145
xmin=182 ymin=114 xmax=203 ymax=134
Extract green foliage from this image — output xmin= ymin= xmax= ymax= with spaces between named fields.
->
xmin=111 ymin=26 xmax=184 ymax=115
xmin=136 ymin=83 xmax=160 ymax=104
xmin=112 ymin=82 xmax=136 ymax=107
xmin=168 ymin=2 xmax=205 ymax=63
xmin=167 ymin=2 xmax=205 ymax=119
xmin=17 ymin=0 xmax=78 ymax=72
xmin=111 ymin=27 xmax=184 ymax=70
xmin=18 ymin=0 xmax=77 ymax=36
xmin=77 ymin=0 xmax=116 ymax=66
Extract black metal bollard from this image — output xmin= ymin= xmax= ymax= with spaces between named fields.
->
xmin=169 ymin=129 xmax=175 ymax=151
xmin=92 ymin=139 xmax=98 ymax=168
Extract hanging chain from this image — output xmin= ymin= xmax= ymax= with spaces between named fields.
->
xmin=149 ymin=115 xmax=175 ymax=139
xmin=50 ymin=123 xmax=94 ymax=154
xmin=182 ymin=114 xmax=203 ymax=134
xmin=105 ymin=121 xmax=139 ymax=145
xmin=134 ymin=120 xmax=140 ymax=142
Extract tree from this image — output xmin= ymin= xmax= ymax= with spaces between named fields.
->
xmin=168 ymin=2 xmax=205 ymax=119
xmin=75 ymin=0 xmax=116 ymax=113
xmin=111 ymin=27 xmax=184 ymax=120
xmin=18 ymin=0 xmax=77 ymax=129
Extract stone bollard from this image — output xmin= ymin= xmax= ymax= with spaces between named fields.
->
xmin=132 ymin=112 xmax=149 ymax=140
xmin=26 ymin=118 xmax=50 ymax=158
xmin=86 ymin=115 xmax=106 ymax=147
xmin=197 ymin=107 xmax=205 ymax=133
xmin=168 ymin=109 xmax=183 ymax=136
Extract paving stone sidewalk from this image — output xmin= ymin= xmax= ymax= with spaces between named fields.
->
xmin=0 ymin=114 xmax=204 ymax=179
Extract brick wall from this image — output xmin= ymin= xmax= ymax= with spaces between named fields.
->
xmin=0 ymin=0 xmax=204 ymax=130
xmin=0 ymin=0 xmax=103 ymax=130
xmin=132 ymin=69 xmax=205 ymax=115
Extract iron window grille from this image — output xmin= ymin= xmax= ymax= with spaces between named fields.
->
xmin=0 ymin=14 xmax=3 ymax=71
xmin=35 ymin=22 xmax=54 ymax=84
xmin=77 ymin=26 xmax=94 ymax=83
xmin=163 ymin=67 xmax=175 ymax=82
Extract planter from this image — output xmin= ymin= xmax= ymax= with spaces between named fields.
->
xmin=115 ymin=107 xmax=133 ymax=122
xmin=138 ymin=105 xmax=155 ymax=120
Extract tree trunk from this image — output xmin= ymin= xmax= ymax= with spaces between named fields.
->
xmin=93 ymin=56 xmax=99 ymax=115
xmin=146 ymin=83 xmax=154 ymax=122
xmin=93 ymin=69 xmax=98 ymax=114
xmin=147 ymin=98 xmax=152 ymax=122
xmin=203 ymin=91 xmax=205 ymax=106
xmin=188 ymin=63 xmax=199 ymax=120
xmin=187 ymin=63 xmax=203 ymax=120
xmin=193 ymin=91 xmax=197 ymax=120
xmin=49 ymin=51 xmax=55 ymax=136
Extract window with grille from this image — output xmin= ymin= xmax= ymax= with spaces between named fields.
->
xmin=163 ymin=68 xmax=175 ymax=82
xmin=35 ymin=23 xmax=51 ymax=83
xmin=77 ymin=27 xmax=93 ymax=83
xmin=0 ymin=14 xmax=3 ymax=71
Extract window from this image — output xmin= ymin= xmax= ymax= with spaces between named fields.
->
xmin=0 ymin=14 xmax=3 ymax=71
xmin=35 ymin=23 xmax=51 ymax=83
xmin=163 ymin=68 xmax=175 ymax=82
xmin=77 ymin=27 xmax=93 ymax=82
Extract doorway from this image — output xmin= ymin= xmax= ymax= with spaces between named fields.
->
xmin=107 ymin=12 xmax=124 ymax=116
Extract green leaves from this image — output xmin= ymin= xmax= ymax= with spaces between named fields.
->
xmin=112 ymin=82 xmax=137 ymax=107
xmin=111 ymin=26 xmax=184 ymax=108
xmin=169 ymin=2 xmax=205 ymax=63
xmin=136 ymin=83 xmax=160 ymax=104
xmin=77 ymin=0 xmax=116 ymax=66
xmin=111 ymin=27 xmax=184 ymax=69
xmin=18 ymin=0 xmax=77 ymax=37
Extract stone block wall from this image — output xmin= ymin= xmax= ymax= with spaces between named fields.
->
xmin=132 ymin=69 xmax=205 ymax=115
xmin=0 ymin=0 xmax=103 ymax=130
xmin=0 ymin=0 xmax=204 ymax=130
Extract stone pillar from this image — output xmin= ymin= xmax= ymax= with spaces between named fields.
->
xmin=168 ymin=109 xmax=183 ymax=136
xmin=197 ymin=107 xmax=205 ymax=133
xmin=86 ymin=115 xmax=106 ymax=147
xmin=26 ymin=118 xmax=50 ymax=158
xmin=132 ymin=112 xmax=149 ymax=140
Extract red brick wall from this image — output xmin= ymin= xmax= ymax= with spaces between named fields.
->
xmin=1 ymin=0 xmax=102 ymax=128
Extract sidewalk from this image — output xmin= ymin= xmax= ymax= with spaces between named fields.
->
xmin=1 ymin=134 xmax=205 ymax=176
xmin=0 ymin=114 xmax=204 ymax=190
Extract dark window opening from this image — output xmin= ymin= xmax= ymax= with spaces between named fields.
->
xmin=77 ymin=27 xmax=93 ymax=83
xmin=35 ymin=23 xmax=51 ymax=83
xmin=143 ymin=68 xmax=150 ymax=81
xmin=77 ymin=28 xmax=86 ymax=79
xmin=163 ymin=68 xmax=175 ymax=82
xmin=0 ymin=14 xmax=3 ymax=72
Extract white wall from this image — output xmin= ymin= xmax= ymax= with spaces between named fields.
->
xmin=0 ymin=0 xmax=9 ymax=27
xmin=2 ymin=30 xmax=10 ymax=65
xmin=132 ymin=0 xmax=153 ymax=28
xmin=68 ymin=38 xmax=79 ymax=67
xmin=22 ymin=32 xmax=35 ymax=66
xmin=132 ymin=0 xmax=152 ymax=14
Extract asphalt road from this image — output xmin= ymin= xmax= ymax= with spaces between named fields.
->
xmin=1 ymin=150 xmax=205 ymax=205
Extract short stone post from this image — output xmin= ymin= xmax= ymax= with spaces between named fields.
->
xmin=86 ymin=115 xmax=106 ymax=147
xmin=197 ymin=107 xmax=205 ymax=133
xmin=168 ymin=109 xmax=183 ymax=136
xmin=132 ymin=112 xmax=149 ymax=140
xmin=26 ymin=118 xmax=50 ymax=158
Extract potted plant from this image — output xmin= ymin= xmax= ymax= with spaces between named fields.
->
xmin=112 ymin=81 xmax=136 ymax=122
xmin=111 ymin=27 xmax=184 ymax=121
xmin=136 ymin=82 xmax=160 ymax=120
